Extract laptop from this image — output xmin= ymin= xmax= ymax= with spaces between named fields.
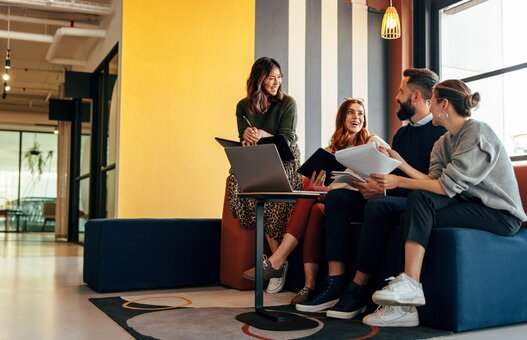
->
xmin=224 ymin=144 xmax=318 ymax=194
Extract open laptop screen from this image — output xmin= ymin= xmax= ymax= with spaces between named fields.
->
xmin=224 ymin=144 xmax=293 ymax=193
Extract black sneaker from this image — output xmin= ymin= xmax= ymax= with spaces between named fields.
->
xmin=295 ymin=275 xmax=347 ymax=312
xmin=326 ymin=282 xmax=367 ymax=319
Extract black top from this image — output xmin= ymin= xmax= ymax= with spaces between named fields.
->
xmin=389 ymin=120 xmax=447 ymax=197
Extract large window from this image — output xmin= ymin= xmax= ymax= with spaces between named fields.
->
xmin=0 ymin=130 xmax=57 ymax=231
xmin=439 ymin=0 xmax=527 ymax=158
xmin=0 ymin=131 xmax=20 ymax=204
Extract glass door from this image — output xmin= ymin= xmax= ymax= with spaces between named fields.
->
xmin=68 ymin=45 xmax=118 ymax=243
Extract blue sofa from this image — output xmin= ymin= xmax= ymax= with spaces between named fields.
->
xmin=416 ymin=162 xmax=527 ymax=331
xmin=419 ymin=227 xmax=527 ymax=331
xmin=83 ymin=218 xmax=221 ymax=292
xmin=284 ymin=161 xmax=527 ymax=332
xmin=83 ymin=163 xmax=527 ymax=332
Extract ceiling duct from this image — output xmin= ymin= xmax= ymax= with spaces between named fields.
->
xmin=46 ymin=27 xmax=106 ymax=65
xmin=0 ymin=13 xmax=98 ymax=28
xmin=0 ymin=26 xmax=107 ymax=65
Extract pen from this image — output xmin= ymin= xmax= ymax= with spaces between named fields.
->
xmin=243 ymin=115 xmax=253 ymax=128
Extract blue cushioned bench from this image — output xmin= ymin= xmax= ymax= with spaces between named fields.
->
xmin=283 ymin=162 xmax=527 ymax=332
xmin=419 ymin=227 xmax=527 ymax=331
xmin=83 ymin=218 xmax=221 ymax=292
xmin=284 ymin=222 xmax=527 ymax=332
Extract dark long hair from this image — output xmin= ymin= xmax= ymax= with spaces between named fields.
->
xmin=434 ymin=79 xmax=480 ymax=117
xmin=328 ymin=98 xmax=371 ymax=153
xmin=246 ymin=57 xmax=284 ymax=114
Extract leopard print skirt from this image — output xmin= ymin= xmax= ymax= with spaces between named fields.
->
xmin=227 ymin=143 xmax=303 ymax=241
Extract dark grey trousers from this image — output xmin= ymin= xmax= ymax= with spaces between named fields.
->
xmin=403 ymin=190 xmax=521 ymax=248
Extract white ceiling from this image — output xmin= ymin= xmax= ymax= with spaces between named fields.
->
xmin=0 ymin=0 xmax=112 ymax=118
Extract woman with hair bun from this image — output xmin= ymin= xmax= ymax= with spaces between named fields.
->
xmin=362 ymin=79 xmax=527 ymax=327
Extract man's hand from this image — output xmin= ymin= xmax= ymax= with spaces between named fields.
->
xmin=355 ymin=178 xmax=384 ymax=199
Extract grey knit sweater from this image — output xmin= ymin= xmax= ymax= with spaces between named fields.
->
xmin=429 ymin=119 xmax=527 ymax=222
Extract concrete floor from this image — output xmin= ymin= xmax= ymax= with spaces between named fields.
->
xmin=1 ymin=233 xmax=526 ymax=339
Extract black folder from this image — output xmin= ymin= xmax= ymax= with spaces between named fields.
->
xmin=215 ymin=135 xmax=294 ymax=162
xmin=297 ymin=148 xmax=346 ymax=186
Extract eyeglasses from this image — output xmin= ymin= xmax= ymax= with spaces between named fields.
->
xmin=344 ymin=97 xmax=365 ymax=103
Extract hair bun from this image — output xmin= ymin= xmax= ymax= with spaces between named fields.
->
xmin=464 ymin=92 xmax=480 ymax=109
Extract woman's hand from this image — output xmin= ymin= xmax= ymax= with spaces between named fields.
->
xmin=377 ymin=145 xmax=390 ymax=157
xmin=370 ymin=173 xmax=401 ymax=190
xmin=310 ymin=171 xmax=330 ymax=192
xmin=242 ymin=127 xmax=260 ymax=146
xmin=379 ymin=146 xmax=404 ymax=162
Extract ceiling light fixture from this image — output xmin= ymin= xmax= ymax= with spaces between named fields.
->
xmin=5 ymin=7 xmax=11 ymax=69
xmin=3 ymin=7 xmax=11 ymax=99
xmin=381 ymin=0 xmax=401 ymax=40
xmin=5 ymin=49 xmax=10 ymax=70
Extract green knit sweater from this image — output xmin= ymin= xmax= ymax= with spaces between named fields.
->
xmin=235 ymin=94 xmax=298 ymax=145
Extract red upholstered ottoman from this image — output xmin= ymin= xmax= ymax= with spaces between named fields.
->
xmin=219 ymin=177 xmax=255 ymax=289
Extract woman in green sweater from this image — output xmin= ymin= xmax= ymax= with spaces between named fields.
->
xmin=363 ymin=79 xmax=527 ymax=327
xmin=227 ymin=57 xmax=303 ymax=292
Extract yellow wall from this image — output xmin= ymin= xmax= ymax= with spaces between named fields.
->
xmin=119 ymin=1 xmax=255 ymax=218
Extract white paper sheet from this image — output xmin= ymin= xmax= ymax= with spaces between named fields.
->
xmin=335 ymin=143 xmax=401 ymax=178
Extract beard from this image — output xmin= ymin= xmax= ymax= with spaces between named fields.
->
xmin=396 ymin=99 xmax=416 ymax=121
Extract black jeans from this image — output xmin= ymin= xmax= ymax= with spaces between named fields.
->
xmin=354 ymin=196 xmax=407 ymax=274
xmin=404 ymin=190 xmax=521 ymax=248
xmin=324 ymin=189 xmax=366 ymax=262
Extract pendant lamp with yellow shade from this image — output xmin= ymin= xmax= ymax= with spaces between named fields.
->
xmin=381 ymin=0 xmax=401 ymax=39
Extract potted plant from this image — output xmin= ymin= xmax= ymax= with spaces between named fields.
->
xmin=23 ymin=140 xmax=53 ymax=179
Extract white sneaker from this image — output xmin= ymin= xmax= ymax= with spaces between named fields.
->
xmin=266 ymin=260 xmax=288 ymax=293
xmin=372 ymin=273 xmax=426 ymax=306
xmin=363 ymin=305 xmax=419 ymax=327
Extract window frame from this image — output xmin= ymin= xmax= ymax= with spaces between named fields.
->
xmin=417 ymin=0 xmax=527 ymax=161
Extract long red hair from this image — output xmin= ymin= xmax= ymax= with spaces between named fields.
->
xmin=328 ymin=99 xmax=371 ymax=153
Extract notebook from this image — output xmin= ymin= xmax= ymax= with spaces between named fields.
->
xmin=224 ymin=144 xmax=315 ymax=193
xmin=216 ymin=135 xmax=294 ymax=162
xmin=297 ymin=148 xmax=346 ymax=186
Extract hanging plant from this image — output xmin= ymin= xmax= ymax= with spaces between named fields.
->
xmin=23 ymin=141 xmax=53 ymax=179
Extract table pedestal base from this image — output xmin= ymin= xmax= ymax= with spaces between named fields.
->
xmin=236 ymin=310 xmax=318 ymax=331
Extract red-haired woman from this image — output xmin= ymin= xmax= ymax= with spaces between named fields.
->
xmin=243 ymin=97 xmax=389 ymax=303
